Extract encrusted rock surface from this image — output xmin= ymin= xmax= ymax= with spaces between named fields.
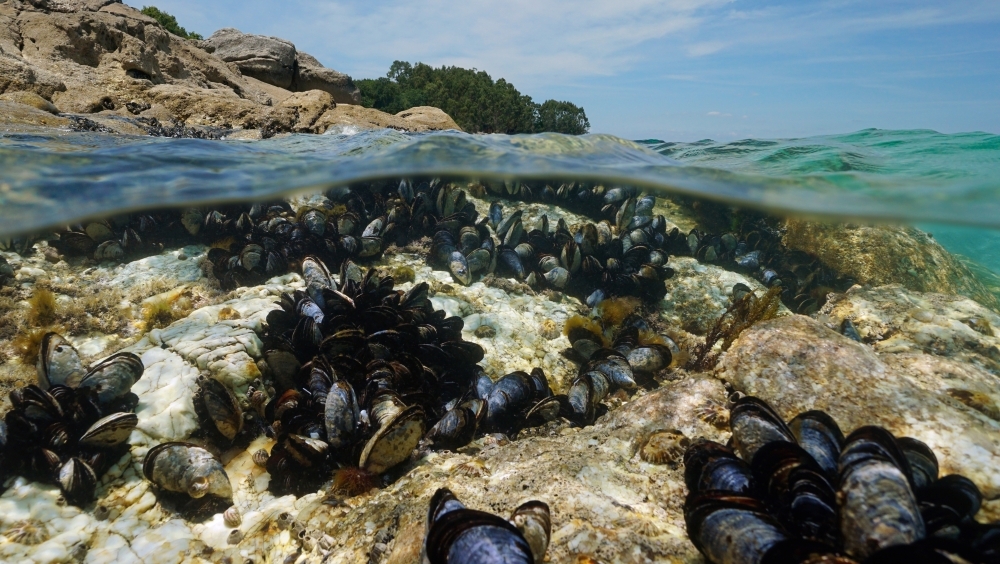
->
xmin=2 ymin=195 xmax=1000 ymax=562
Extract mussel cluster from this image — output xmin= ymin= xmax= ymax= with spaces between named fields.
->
xmin=562 ymin=313 xmax=677 ymax=424
xmin=0 ymin=333 xmax=143 ymax=505
xmin=674 ymin=219 xmax=853 ymax=314
xmin=257 ymin=256 xmax=554 ymax=495
xmin=448 ymin=200 xmax=673 ymax=304
xmin=481 ymin=179 xmax=646 ymax=222
xmin=422 ymin=488 xmax=551 ymax=564
xmin=51 ymin=212 xmax=180 ymax=262
xmin=684 ymin=396 xmax=999 ymax=563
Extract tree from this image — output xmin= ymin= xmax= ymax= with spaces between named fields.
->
xmin=356 ymin=61 xmax=589 ymax=135
xmin=535 ymin=100 xmax=590 ymax=135
xmin=141 ymin=6 xmax=203 ymax=40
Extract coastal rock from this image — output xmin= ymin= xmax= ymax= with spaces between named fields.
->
xmin=395 ymin=105 xmax=461 ymax=131
xmin=314 ymin=103 xmax=464 ymax=134
xmin=0 ymin=89 xmax=59 ymax=112
xmin=293 ymin=50 xmax=359 ymax=104
xmin=201 ymin=27 xmax=297 ymax=89
xmin=0 ymin=99 xmax=70 ymax=128
xmin=717 ymin=313 xmax=1000 ymax=499
xmin=275 ymin=89 xmax=334 ymax=133
xmin=783 ymin=220 xmax=999 ymax=310
xmin=0 ymin=50 xmax=66 ymax=99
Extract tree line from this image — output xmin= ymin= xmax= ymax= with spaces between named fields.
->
xmin=357 ymin=61 xmax=590 ymax=135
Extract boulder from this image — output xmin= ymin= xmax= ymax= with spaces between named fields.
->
xmin=718 ymin=312 xmax=1000 ymax=499
xmin=0 ymin=89 xmax=59 ymax=112
xmin=0 ymin=99 xmax=70 ymax=129
xmin=312 ymin=103 xmax=424 ymax=134
xmin=782 ymin=220 xmax=999 ymax=311
xmin=202 ymin=27 xmax=296 ymax=89
xmin=275 ymin=89 xmax=333 ymax=133
xmin=293 ymin=50 xmax=359 ymax=104
xmin=396 ymin=105 xmax=461 ymax=131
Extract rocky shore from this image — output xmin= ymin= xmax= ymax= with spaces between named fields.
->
xmin=0 ymin=182 xmax=997 ymax=563
xmin=0 ymin=0 xmax=461 ymax=138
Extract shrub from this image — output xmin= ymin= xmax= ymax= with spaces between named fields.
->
xmin=141 ymin=6 xmax=203 ymax=40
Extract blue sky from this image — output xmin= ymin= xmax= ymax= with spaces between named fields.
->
xmin=127 ymin=0 xmax=1000 ymax=140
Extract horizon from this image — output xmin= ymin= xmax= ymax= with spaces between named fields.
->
xmin=126 ymin=0 xmax=1000 ymax=141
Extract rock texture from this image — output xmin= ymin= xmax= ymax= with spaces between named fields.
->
xmin=0 ymin=1 xmax=457 ymax=136
xmin=718 ymin=310 xmax=1000 ymax=500
xmin=783 ymin=220 xmax=999 ymax=311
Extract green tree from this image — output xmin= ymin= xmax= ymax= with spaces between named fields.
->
xmin=141 ymin=6 xmax=203 ymax=40
xmin=535 ymin=100 xmax=590 ymax=135
xmin=356 ymin=60 xmax=589 ymax=134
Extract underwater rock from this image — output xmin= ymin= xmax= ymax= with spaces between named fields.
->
xmin=718 ymin=314 xmax=1000 ymax=500
xmin=782 ymin=221 xmax=999 ymax=311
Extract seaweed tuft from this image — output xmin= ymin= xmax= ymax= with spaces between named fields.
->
xmin=691 ymin=285 xmax=782 ymax=371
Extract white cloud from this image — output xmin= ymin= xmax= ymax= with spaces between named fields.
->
xmin=707 ymin=111 xmax=732 ymax=117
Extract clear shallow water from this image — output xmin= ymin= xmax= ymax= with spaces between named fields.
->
xmin=1 ymin=127 xmax=999 ymax=272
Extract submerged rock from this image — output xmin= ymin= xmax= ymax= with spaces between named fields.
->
xmin=717 ymin=313 xmax=1000 ymax=501
xmin=783 ymin=221 xmax=999 ymax=310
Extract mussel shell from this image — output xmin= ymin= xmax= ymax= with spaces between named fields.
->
xmin=788 ymin=410 xmax=844 ymax=480
xmin=78 ymin=352 xmax=144 ymax=406
xmin=37 ymin=333 xmax=86 ymax=390
xmin=567 ymin=371 xmax=610 ymax=424
xmin=509 ymin=500 xmax=551 ymax=564
xmin=584 ymin=353 xmax=636 ymax=390
xmin=425 ymin=405 xmax=478 ymax=450
xmin=360 ymin=405 xmax=426 ymax=474
xmin=685 ymin=492 xmax=788 ymax=564
xmin=683 ymin=439 xmax=754 ymax=495
xmin=198 ymin=377 xmax=243 ymax=441
xmin=839 ymin=457 xmax=925 ymax=559
xmin=625 ymin=344 xmax=672 ymax=373
xmin=79 ymin=412 xmax=138 ymax=448
xmin=424 ymin=489 xmax=534 ymax=564
xmin=729 ymin=396 xmax=796 ymax=462
xmin=324 ymin=380 xmax=359 ymax=449
xmin=449 ymin=251 xmax=472 ymax=285
xmin=143 ymin=442 xmax=233 ymax=500
xmin=897 ymin=437 xmax=938 ymax=491
xmin=58 ymin=457 xmax=98 ymax=506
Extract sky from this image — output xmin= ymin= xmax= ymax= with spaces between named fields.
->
xmin=126 ymin=0 xmax=1000 ymax=141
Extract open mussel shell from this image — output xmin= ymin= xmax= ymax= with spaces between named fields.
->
xmin=729 ymin=396 xmax=796 ymax=462
xmin=424 ymin=488 xmax=535 ymax=564
xmin=143 ymin=442 xmax=233 ymax=500
xmin=78 ymin=352 xmax=144 ymax=407
xmin=360 ymin=405 xmax=426 ymax=474
xmin=37 ymin=333 xmax=86 ymax=390
xmin=79 ymin=412 xmax=138 ymax=448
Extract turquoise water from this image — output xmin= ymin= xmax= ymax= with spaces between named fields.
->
xmin=1 ymin=127 xmax=998 ymax=272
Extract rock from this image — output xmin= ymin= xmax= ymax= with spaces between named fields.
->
xmin=783 ymin=220 xmax=999 ymax=310
xmin=202 ymin=27 xmax=297 ymax=89
xmin=23 ymin=0 xmax=120 ymax=13
xmin=313 ymin=104 xmax=463 ymax=134
xmin=146 ymin=84 xmax=295 ymax=131
xmin=718 ymin=313 xmax=1000 ymax=499
xmin=275 ymin=89 xmax=333 ymax=133
xmin=293 ymin=50 xmax=359 ymax=104
xmin=0 ymin=99 xmax=70 ymax=128
xmin=0 ymin=89 xmax=59 ymax=112
xmin=395 ymin=105 xmax=461 ymax=131
xmin=0 ymin=51 xmax=66 ymax=100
